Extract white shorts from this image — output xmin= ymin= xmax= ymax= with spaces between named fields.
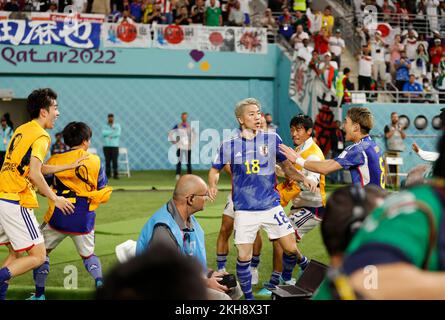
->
xmin=288 ymin=207 xmax=322 ymax=241
xmin=41 ymin=223 xmax=95 ymax=258
xmin=233 ymin=206 xmax=294 ymax=245
xmin=223 ymin=194 xmax=235 ymax=219
xmin=0 ymin=200 xmax=44 ymax=252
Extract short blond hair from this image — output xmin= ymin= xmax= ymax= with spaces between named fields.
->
xmin=234 ymin=98 xmax=262 ymax=119
xmin=347 ymin=107 xmax=374 ymax=134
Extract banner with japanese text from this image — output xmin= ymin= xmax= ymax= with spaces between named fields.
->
xmin=197 ymin=26 xmax=236 ymax=52
xmin=0 ymin=19 xmax=101 ymax=49
xmin=153 ymin=24 xmax=197 ymax=50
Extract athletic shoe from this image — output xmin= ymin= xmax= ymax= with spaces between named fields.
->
xmin=26 ymin=293 xmax=45 ymax=300
xmin=257 ymin=282 xmax=276 ymax=297
xmin=96 ymin=279 xmax=104 ymax=288
xmin=282 ymin=278 xmax=296 ymax=285
xmin=251 ymin=267 xmax=259 ymax=285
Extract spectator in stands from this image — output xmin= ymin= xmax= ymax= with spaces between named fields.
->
xmin=278 ymin=7 xmax=294 ymax=40
xmin=390 ymin=34 xmax=404 ymax=76
xmin=293 ymin=10 xmax=309 ymax=34
xmin=130 ymin=0 xmax=143 ymax=22
xmin=261 ymin=8 xmax=277 ymax=41
xmin=313 ymin=27 xmax=330 ymax=55
xmin=46 ymin=2 xmax=57 ymax=12
xmin=422 ymin=77 xmax=438 ymax=103
xmin=357 ymin=45 xmax=374 ymax=92
xmin=92 ymin=0 xmax=111 ymax=15
xmin=403 ymin=29 xmax=418 ymax=61
xmin=205 ymin=0 xmax=222 ymax=26
xmin=329 ymin=29 xmax=345 ymax=69
xmin=440 ymin=2 xmax=445 ymax=31
xmin=431 ymin=63 xmax=443 ymax=88
xmin=141 ymin=0 xmax=154 ymax=23
xmin=146 ymin=3 xmax=167 ymax=23
xmin=394 ymin=50 xmax=411 ymax=91
xmin=309 ymin=50 xmax=321 ymax=76
xmin=298 ymin=37 xmax=314 ymax=65
xmin=190 ymin=0 xmax=205 ymax=24
xmin=175 ymin=6 xmax=192 ymax=24
xmin=319 ymin=52 xmax=338 ymax=90
xmin=264 ymin=113 xmax=278 ymax=132
xmin=290 ymin=24 xmax=309 ymax=50
xmin=371 ymin=30 xmax=388 ymax=89
xmin=0 ymin=117 xmax=13 ymax=168
xmin=417 ymin=33 xmax=429 ymax=52
xmin=403 ymin=74 xmax=423 ymax=102
xmin=306 ymin=7 xmax=322 ymax=35
xmin=427 ymin=0 xmax=440 ymax=33
xmin=50 ymin=132 xmax=70 ymax=155
xmin=321 ymin=5 xmax=334 ymax=34
xmin=430 ymin=38 xmax=444 ymax=67
xmin=4 ymin=0 xmax=19 ymax=11
xmin=412 ymin=44 xmax=429 ymax=79
xmin=72 ymin=0 xmax=87 ymax=13
xmin=228 ymin=0 xmax=243 ymax=26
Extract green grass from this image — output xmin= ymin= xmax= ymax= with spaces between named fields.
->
xmin=0 ymin=170 xmax=331 ymax=300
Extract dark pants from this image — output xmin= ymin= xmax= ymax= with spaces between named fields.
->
xmin=176 ymin=149 xmax=192 ymax=175
xmin=103 ymin=146 xmax=119 ymax=178
xmin=0 ymin=151 xmax=5 ymax=169
xmin=358 ymin=75 xmax=371 ymax=91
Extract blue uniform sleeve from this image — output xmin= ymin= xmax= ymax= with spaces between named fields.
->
xmin=334 ymin=145 xmax=365 ymax=169
xmin=212 ymin=142 xmax=228 ymax=171
xmin=275 ymin=133 xmax=287 ymax=163
xmin=97 ymin=163 xmax=108 ymax=190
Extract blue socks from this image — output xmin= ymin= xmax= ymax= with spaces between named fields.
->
xmin=83 ymin=255 xmax=103 ymax=286
xmin=0 ymin=267 xmax=12 ymax=283
xmin=216 ymin=254 xmax=227 ymax=271
xmin=269 ymin=271 xmax=282 ymax=287
xmin=33 ymin=256 xmax=50 ymax=298
xmin=251 ymin=254 xmax=260 ymax=268
xmin=281 ymin=253 xmax=298 ymax=282
xmin=0 ymin=267 xmax=12 ymax=300
xmin=0 ymin=281 xmax=9 ymax=300
xmin=236 ymin=259 xmax=254 ymax=300
xmin=298 ymin=256 xmax=309 ymax=271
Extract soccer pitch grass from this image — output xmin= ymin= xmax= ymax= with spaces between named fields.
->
xmin=0 ymin=170 xmax=333 ymax=300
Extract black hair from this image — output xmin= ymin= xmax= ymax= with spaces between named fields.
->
xmin=62 ymin=122 xmax=92 ymax=148
xmin=433 ymin=131 xmax=445 ymax=179
xmin=108 ymin=113 xmax=114 ymax=118
xmin=26 ymin=88 xmax=57 ymax=120
xmin=321 ymin=185 xmax=388 ymax=256
xmin=96 ymin=243 xmax=207 ymax=300
xmin=343 ymin=67 xmax=350 ymax=74
xmin=290 ymin=114 xmax=313 ymax=131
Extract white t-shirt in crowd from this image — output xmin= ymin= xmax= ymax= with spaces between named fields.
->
xmin=328 ymin=36 xmax=345 ymax=56
xmin=291 ymin=31 xmax=309 ymax=50
xmin=371 ymin=39 xmax=387 ymax=62
xmin=404 ymin=37 xmax=419 ymax=60
xmin=358 ymin=55 xmax=373 ymax=77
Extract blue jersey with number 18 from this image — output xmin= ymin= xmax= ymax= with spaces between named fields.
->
xmin=334 ymin=135 xmax=385 ymax=189
xmin=212 ymin=131 xmax=287 ymax=212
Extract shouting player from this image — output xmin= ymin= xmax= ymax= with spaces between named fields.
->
xmin=280 ymin=107 xmax=385 ymax=189
xmin=0 ymin=88 xmax=85 ymax=300
xmin=29 ymin=122 xmax=113 ymax=300
xmin=209 ymin=98 xmax=317 ymax=300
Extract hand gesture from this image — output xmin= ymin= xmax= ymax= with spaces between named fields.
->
xmin=54 ymin=196 xmax=75 ymax=215
xmin=69 ymin=154 xmax=89 ymax=169
xmin=208 ymin=187 xmax=218 ymax=201
xmin=303 ymin=178 xmax=318 ymax=193
xmin=279 ymin=144 xmax=300 ymax=164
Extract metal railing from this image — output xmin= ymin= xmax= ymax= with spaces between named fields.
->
xmin=354 ymin=12 xmax=445 ymax=37
xmin=348 ymin=89 xmax=441 ymax=104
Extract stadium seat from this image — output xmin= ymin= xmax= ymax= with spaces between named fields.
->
xmin=115 ymin=240 xmax=137 ymax=263
xmin=118 ymin=147 xmax=131 ymax=178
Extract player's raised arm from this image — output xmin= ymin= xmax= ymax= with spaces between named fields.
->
xmin=29 ymin=156 xmax=75 ymax=215
xmin=279 ymin=144 xmax=342 ymax=176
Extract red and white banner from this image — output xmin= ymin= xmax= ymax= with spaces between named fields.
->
xmin=102 ymin=20 xmax=151 ymax=48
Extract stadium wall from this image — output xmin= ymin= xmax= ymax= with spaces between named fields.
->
xmin=0 ymin=44 xmax=300 ymax=170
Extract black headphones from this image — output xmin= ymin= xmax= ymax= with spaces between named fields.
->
xmin=345 ymin=184 xmax=367 ymax=245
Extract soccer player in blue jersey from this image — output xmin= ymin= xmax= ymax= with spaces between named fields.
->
xmin=208 ymin=98 xmax=317 ymax=300
xmin=280 ymin=107 xmax=385 ymax=189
